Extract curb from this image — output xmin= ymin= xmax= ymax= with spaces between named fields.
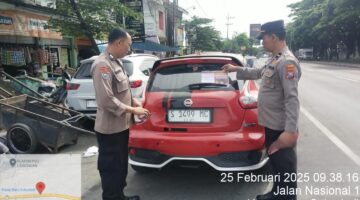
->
xmin=302 ymin=61 xmax=360 ymax=68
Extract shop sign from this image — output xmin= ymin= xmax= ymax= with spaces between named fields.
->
xmin=0 ymin=11 xmax=61 ymax=39
xmin=28 ymin=18 xmax=48 ymax=31
xmin=0 ymin=15 xmax=13 ymax=25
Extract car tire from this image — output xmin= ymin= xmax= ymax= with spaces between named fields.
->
xmin=130 ymin=165 xmax=156 ymax=173
xmin=7 ymin=123 xmax=38 ymax=154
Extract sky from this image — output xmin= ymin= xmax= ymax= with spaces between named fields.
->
xmin=178 ymin=0 xmax=301 ymax=39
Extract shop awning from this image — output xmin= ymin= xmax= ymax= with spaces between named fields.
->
xmin=132 ymin=41 xmax=179 ymax=52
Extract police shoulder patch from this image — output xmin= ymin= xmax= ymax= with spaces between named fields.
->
xmin=99 ymin=66 xmax=111 ymax=80
xmin=285 ymin=63 xmax=296 ymax=80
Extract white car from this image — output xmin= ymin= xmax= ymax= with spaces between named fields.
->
xmin=65 ymin=54 xmax=158 ymax=116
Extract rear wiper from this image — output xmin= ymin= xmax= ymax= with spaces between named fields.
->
xmin=188 ymin=83 xmax=228 ymax=90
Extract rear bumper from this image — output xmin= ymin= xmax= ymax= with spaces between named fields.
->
xmin=129 ymin=129 xmax=267 ymax=171
xmin=66 ymin=95 xmax=96 ymax=111
xmin=129 ymin=149 xmax=268 ymax=171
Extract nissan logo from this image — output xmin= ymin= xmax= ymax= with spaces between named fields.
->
xmin=184 ymin=99 xmax=193 ymax=107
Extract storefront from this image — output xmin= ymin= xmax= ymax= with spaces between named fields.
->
xmin=0 ymin=9 xmax=76 ymax=78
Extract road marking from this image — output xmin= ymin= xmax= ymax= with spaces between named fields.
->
xmin=336 ymin=76 xmax=360 ymax=83
xmin=301 ymin=106 xmax=360 ymax=167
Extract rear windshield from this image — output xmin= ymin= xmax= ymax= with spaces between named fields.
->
xmin=148 ymin=64 xmax=240 ymax=92
xmin=74 ymin=60 xmax=133 ymax=79
xmin=122 ymin=60 xmax=134 ymax=76
xmin=74 ymin=62 xmax=92 ymax=79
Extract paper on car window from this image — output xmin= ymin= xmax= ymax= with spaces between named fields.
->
xmin=214 ymin=72 xmax=230 ymax=85
xmin=201 ymin=72 xmax=215 ymax=83
xmin=215 ymin=72 xmax=229 ymax=85
xmin=201 ymin=72 xmax=230 ymax=85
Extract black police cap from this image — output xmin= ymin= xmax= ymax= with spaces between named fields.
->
xmin=256 ymin=20 xmax=285 ymax=40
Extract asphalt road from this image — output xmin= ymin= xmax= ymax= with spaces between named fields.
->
xmin=2 ymin=59 xmax=360 ymax=200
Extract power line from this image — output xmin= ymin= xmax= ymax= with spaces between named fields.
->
xmin=194 ymin=0 xmax=208 ymax=17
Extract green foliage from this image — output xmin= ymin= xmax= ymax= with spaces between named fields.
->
xmin=222 ymin=33 xmax=260 ymax=56
xmin=287 ymin=0 xmax=360 ymax=60
xmin=184 ymin=16 xmax=223 ymax=52
xmin=49 ymin=0 xmax=140 ymax=39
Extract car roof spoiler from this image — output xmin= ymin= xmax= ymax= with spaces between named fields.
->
xmin=152 ymin=55 xmax=244 ymax=72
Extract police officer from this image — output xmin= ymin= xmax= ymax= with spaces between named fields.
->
xmin=222 ymin=20 xmax=301 ymax=200
xmin=91 ymin=28 xmax=150 ymax=200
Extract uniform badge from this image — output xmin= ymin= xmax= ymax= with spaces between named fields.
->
xmin=100 ymin=66 xmax=111 ymax=80
xmin=286 ymin=64 xmax=296 ymax=80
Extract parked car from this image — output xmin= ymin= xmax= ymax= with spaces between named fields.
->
xmin=245 ymin=56 xmax=257 ymax=68
xmin=65 ymin=54 xmax=158 ymax=115
xmin=129 ymin=54 xmax=267 ymax=173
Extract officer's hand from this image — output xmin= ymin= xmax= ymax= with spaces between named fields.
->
xmin=132 ymin=107 xmax=151 ymax=119
xmin=132 ymin=98 xmax=142 ymax=107
xmin=268 ymin=132 xmax=299 ymax=155
xmin=221 ymin=64 xmax=239 ymax=73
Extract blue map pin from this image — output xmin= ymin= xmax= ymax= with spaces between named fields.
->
xmin=10 ymin=158 xmax=16 ymax=167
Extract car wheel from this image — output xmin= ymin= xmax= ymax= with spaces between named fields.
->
xmin=7 ymin=123 xmax=38 ymax=154
xmin=130 ymin=165 xmax=156 ymax=173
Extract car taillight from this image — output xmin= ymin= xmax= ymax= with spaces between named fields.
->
xmin=239 ymin=95 xmax=257 ymax=109
xmin=66 ymin=83 xmax=80 ymax=90
xmin=130 ymin=80 xmax=142 ymax=88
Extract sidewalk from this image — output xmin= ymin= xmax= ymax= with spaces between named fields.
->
xmin=302 ymin=60 xmax=360 ymax=68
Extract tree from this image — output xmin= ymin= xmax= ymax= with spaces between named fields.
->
xmin=184 ymin=17 xmax=223 ymax=52
xmin=287 ymin=0 xmax=360 ymax=60
xmin=222 ymin=32 xmax=260 ymax=56
xmin=49 ymin=0 xmax=140 ymax=54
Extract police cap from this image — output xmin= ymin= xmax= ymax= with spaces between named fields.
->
xmin=256 ymin=20 xmax=285 ymax=40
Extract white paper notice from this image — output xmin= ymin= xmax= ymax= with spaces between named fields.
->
xmin=201 ymin=72 xmax=215 ymax=83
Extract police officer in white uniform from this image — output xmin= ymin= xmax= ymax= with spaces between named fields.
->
xmin=222 ymin=20 xmax=301 ymax=200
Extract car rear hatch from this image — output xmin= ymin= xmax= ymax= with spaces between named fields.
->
xmin=66 ymin=61 xmax=97 ymax=110
xmin=142 ymin=56 xmax=246 ymax=132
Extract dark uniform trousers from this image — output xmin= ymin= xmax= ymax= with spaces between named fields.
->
xmin=96 ymin=129 xmax=129 ymax=200
xmin=265 ymin=127 xmax=297 ymax=200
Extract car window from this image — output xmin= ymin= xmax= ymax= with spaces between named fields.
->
xmin=148 ymin=63 xmax=239 ymax=92
xmin=74 ymin=62 xmax=92 ymax=79
xmin=139 ymin=59 xmax=156 ymax=76
xmin=122 ymin=60 xmax=134 ymax=76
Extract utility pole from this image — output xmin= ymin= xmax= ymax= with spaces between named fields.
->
xmin=173 ymin=0 xmax=178 ymax=47
xmin=226 ymin=14 xmax=234 ymax=40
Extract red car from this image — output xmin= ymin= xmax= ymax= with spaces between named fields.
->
xmin=129 ymin=54 xmax=267 ymax=172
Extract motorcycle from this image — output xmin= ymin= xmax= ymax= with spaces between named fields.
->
xmin=49 ymin=69 xmax=71 ymax=105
